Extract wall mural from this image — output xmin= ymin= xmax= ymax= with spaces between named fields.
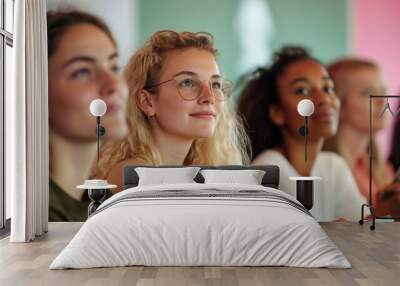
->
xmin=45 ymin=0 xmax=400 ymax=222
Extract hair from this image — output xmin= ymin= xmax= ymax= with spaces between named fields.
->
xmin=47 ymin=10 xmax=116 ymax=59
xmin=323 ymin=58 xmax=387 ymax=187
xmin=389 ymin=100 xmax=400 ymax=171
xmin=237 ymin=46 xmax=319 ymax=160
xmin=95 ymin=30 xmax=249 ymax=178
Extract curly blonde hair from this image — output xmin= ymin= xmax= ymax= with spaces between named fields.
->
xmin=95 ymin=30 xmax=250 ymax=178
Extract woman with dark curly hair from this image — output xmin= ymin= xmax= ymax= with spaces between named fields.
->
xmin=237 ymin=46 xmax=367 ymax=222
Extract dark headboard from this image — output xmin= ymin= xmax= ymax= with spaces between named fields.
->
xmin=123 ymin=165 xmax=280 ymax=189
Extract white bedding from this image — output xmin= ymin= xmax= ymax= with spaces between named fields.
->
xmin=50 ymin=183 xmax=351 ymax=269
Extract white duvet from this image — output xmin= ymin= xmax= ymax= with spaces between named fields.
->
xmin=50 ymin=183 xmax=351 ymax=269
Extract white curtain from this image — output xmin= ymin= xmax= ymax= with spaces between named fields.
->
xmin=7 ymin=0 xmax=49 ymax=242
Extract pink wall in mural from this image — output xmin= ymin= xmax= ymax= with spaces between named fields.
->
xmin=352 ymin=0 xmax=400 ymax=158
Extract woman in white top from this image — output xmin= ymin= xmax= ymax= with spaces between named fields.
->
xmin=237 ymin=46 xmax=367 ymax=222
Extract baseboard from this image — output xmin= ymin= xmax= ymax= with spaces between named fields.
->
xmin=0 ymin=218 xmax=11 ymax=239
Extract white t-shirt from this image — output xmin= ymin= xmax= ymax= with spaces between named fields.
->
xmin=252 ymin=150 xmax=367 ymax=222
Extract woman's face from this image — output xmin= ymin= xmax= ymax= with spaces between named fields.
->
xmin=274 ymin=59 xmax=339 ymax=141
xmin=146 ymin=48 xmax=225 ymax=140
xmin=48 ymin=24 xmax=128 ymax=141
xmin=339 ymin=67 xmax=386 ymax=134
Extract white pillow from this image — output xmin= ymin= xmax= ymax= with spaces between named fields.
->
xmin=135 ymin=167 xmax=201 ymax=186
xmin=200 ymin=169 xmax=266 ymax=185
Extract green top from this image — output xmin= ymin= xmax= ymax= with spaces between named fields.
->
xmin=49 ymin=179 xmax=90 ymax=222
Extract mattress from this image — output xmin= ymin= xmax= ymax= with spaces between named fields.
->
xmin=50 ymin=183 xmax=351 ymax=269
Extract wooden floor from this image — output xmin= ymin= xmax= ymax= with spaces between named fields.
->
xmin=0 ymin=222 xmax=399 ymax=286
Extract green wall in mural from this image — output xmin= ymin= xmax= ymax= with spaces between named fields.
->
xmin=138 ymin=0 xmax=348 ymax=86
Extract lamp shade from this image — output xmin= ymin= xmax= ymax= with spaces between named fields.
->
xmin=297 ymin=99 xmax=314 ymax=117
xmin=89 ymin=99 xmax=107 ymax=117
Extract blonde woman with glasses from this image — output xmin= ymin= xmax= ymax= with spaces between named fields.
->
xmin=95 ymin=30 xmax=249 ymax=192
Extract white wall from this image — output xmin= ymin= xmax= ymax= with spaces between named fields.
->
xmin=46 ymin=0 xmax=139 ymax=67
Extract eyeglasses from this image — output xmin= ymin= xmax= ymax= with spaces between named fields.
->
xmin=145 ymin=74 xmax=233 ymax=101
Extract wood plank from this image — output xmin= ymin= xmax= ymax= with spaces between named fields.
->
xmin=0 ymin=222 xmax=399 ymax=286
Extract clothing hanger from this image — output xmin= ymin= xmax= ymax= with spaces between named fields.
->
xmin=379 ymin=97 xmax=395 ymax=117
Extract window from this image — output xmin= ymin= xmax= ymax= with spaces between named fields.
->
xmin=0 ymin=0 xmax=14 ymax=233
xmin=5 ymin=0 xmax=13 ymax=34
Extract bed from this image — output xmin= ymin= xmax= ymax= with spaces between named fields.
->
xmin=50 ymin=165 xmax=350 ymax=269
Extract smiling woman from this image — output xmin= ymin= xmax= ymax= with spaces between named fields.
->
xmin=95 ymin=30 xmax=250 ymax=192
xmin=237 ymin=46 xmax=367 ymax=222
xmin=47 ymin=10 xmax=129 ymax=221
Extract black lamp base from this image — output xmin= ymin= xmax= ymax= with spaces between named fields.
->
xmin=296 ymin=180 xmax=314 ymax=210
xmin=88 ymin=188 xmax=107 ymax=217
xmin=289 ymin=176 xmax=321 ymax=211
